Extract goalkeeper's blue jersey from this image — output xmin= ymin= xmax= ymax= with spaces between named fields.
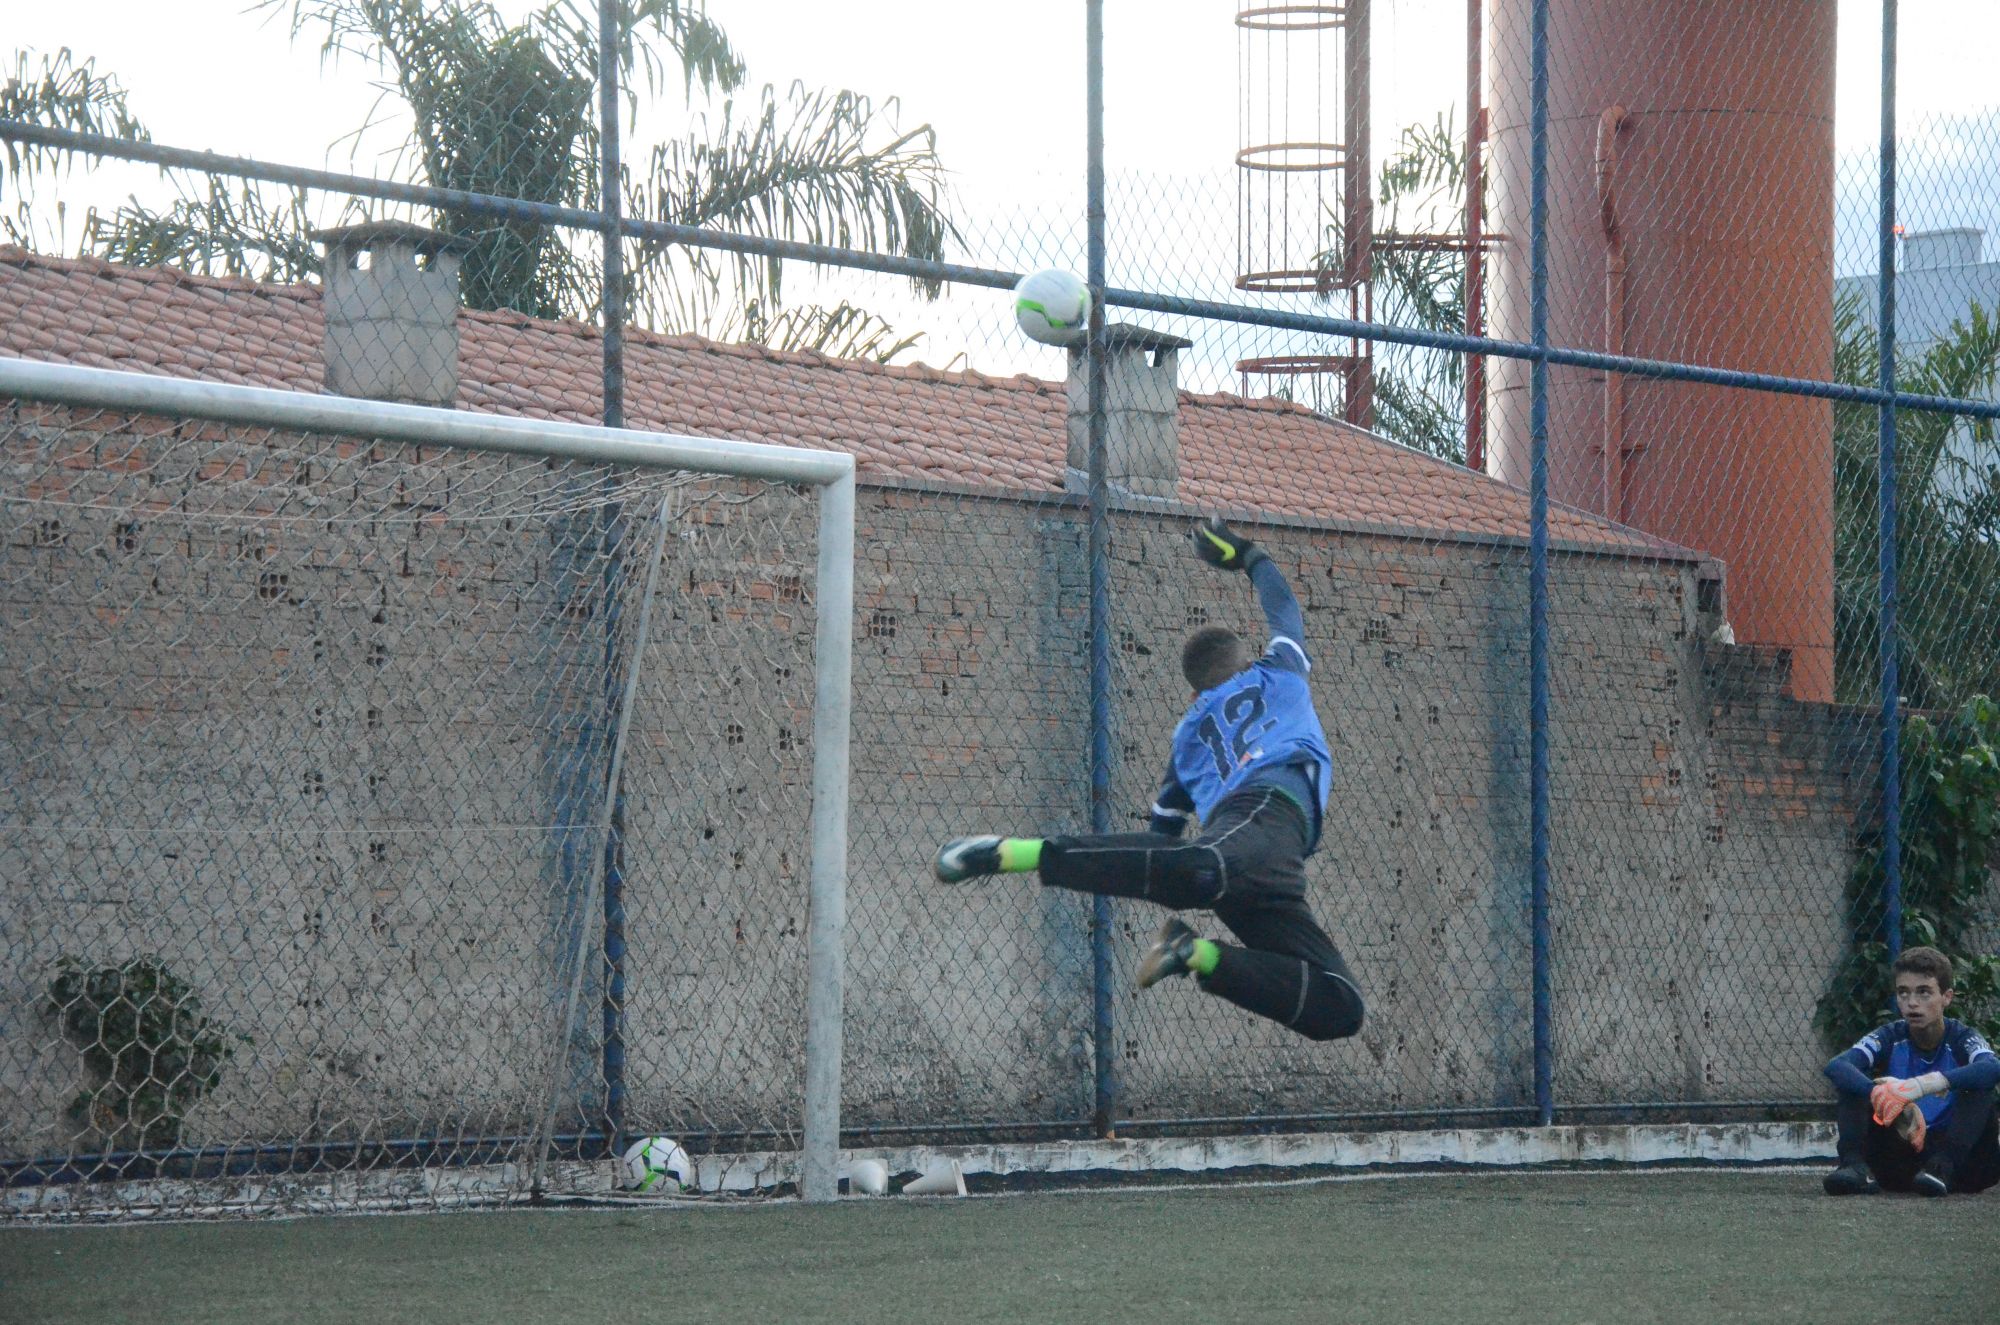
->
xmin=1845 ymin=1019 xmax=1998 ymax=1126
xmin=1165 ymin=640 xmax=1333 ymax=838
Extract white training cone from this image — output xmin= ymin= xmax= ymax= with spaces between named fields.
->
xmin=848 ymin=1158 xmax=888 ymax=1196
xmin=901 ymin=1160 xmax=966 ymax=1196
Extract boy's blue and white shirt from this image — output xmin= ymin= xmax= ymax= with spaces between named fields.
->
xmin=1847 ymin=1019 xmax=1998 ymax=1125
xmin=1148 ymin=556 xmax=1335 ymax=849
xmin=1165 ymin=639 xmax=1332 ymax=824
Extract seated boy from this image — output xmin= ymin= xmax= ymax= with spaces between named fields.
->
xmin=1822 ymin=945 xmax=1999 ymax=1196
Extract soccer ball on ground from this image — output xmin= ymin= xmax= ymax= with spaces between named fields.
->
xmin=1013 ymin=268 xmax=1091 ymax=347
xmin=620 ymin=1135 xmax=694 ymax=1193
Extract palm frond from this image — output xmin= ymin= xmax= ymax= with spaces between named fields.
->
xmin=1371 ymin=364 xmax=1466 ymax=463
xmin=632 ymin=81 xmax=952 ymax=313
xmin=84 ymin=178 xmax=329 ymax=284
xmin=253 ymin=1 xmax=755 ymax=320
xmin=23 ymin=4 xmax=952 ymax=357
xmin=734 ymin=298 xmax=923 ymax=364
xmin=1 ymin=48 xmax=153 ymax=250
xmin=547 ymin=0 xmax=743 ymax=101
xmin=1307 ymin=112 xmax=1471 ymax=450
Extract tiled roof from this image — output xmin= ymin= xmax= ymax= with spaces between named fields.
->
xmin=0 ymin=247 xmax=1691 ymax=555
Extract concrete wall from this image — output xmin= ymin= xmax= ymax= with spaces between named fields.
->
xmin=1 ymin=412 xmax=1879 ymax=1160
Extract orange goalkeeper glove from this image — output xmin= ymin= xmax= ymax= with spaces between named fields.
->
xmin=1870 ymin=1079 xmax=1933 ymax=1151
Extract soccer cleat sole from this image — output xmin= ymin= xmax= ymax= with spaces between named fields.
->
xmin=1136 ymin=918 xmax=1198 ymax=989
xmin=934 ymin=835 xmax=1002 ymax=883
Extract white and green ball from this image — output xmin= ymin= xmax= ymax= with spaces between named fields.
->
xmin=620 ymin=1135 xmax=694 ymax=1193
xmin=1013 ymin=268 xmax=1090 ymax=347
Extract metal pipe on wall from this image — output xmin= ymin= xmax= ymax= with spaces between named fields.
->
xmin=1595 ymin=105 xmax=1629 ymax=522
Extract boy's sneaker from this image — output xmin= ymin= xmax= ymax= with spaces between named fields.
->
xmin=1822 ymin=1164 xmax=1878 ymax=1196
xmin=1136 ymin=918 xmax=1200 ymax=989
xmin=934 ymin=836 xmax=1002 ymax=883
xmin=1913 ymin=1157 xmax=1954 ymax=1198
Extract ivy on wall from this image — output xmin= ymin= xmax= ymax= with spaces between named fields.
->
xmin=46 ymin=955 xmax=250 ymax=1150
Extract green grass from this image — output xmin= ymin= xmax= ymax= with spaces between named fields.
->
xmin=2 ymin=1169 xmax=1993 ymax=1324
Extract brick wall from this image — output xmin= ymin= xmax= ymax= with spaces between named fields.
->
xmin=1 ymin=414 xmax=1882 ymax=1158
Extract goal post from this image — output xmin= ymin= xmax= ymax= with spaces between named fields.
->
xmin=0 ymin=358 xmax=854 ymax=1210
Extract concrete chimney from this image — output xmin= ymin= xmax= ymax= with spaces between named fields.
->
xmin=313 ymin=221 xmax=468 ymax=406
xmin=1065 ymin=323 xmax=1193 ymax=500
xmin=1902 ymin=226 xmax=1984 ymax=271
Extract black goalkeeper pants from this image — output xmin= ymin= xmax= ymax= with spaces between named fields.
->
xmin=1836 ymin=1087 xmax=2000 ymax=1193
xmin=1037 ymin=787 xmax=1364 ymax=1042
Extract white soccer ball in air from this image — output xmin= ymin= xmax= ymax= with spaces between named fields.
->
xmin=1013 ymin=268 xmax=1091 ymax=346
xmin=620 ymin=1135 xmax=694 ymax=1193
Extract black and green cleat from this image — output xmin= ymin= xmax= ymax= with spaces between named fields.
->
xmin=934 ymin=836 xmax=1003 ymax=883
xmin=1136 ymin=917 xmax=1201 ymax=989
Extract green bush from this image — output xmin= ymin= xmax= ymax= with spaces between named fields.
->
xmin=1816 ymin=695 xmax=2000 ymax=1052
xmin=45 ymin=955 xmax=249 ymax=1150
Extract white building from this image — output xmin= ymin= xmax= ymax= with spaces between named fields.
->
xmin=1834 ymin=226 xmax=2000 ymax=502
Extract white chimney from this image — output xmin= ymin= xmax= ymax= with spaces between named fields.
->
xmin=1065 ymin=323 xmax=1192 ymax=500
xmin=314 ymin=222 xmax=468 ymax=406
xmin=1901 ymin=226 xmax=1984 ymax=272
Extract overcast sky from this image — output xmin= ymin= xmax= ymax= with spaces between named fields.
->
xmin=9 ymin=1 xmax=2000 ymax=384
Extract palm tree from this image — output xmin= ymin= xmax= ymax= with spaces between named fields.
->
xmin=1305 ymin=113 xmax=1470 ymax=462
xmin=1360 ymin=114 xmax=1469 ymax=462
xmin=3 ymin=1 xmax=952 ymax=360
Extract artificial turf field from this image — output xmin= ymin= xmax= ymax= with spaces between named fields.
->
xmin=3 ymin=1168 xmax=1995 ymax=1324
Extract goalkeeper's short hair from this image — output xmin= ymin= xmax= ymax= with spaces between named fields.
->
xmin=1892 ymin=945 xmax=1954 ymax=990
xmin=1182 ymin=626 xmax=1248 ymax=692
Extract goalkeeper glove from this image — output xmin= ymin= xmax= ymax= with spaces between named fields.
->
xmin=1194 ymin=518 xmax=1268 ymax=573
xmin=1871 ymin=1082 xmax=1929 ymax=1150
xmin=1879 ymin=1073 xmax=1950 ymax=1106
xmin=1892 ymin=1099 xmax=1929 ymax=1151
xmin=1870 ymin=1077 xmax=1941 ymax=1153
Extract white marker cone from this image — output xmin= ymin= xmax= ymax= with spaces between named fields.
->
xmin=900 ymin=1160 xmax=966 ymax=1196
xmin=848 ymin=1158 xmax=888 ymax=1196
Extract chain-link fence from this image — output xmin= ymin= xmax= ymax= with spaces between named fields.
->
xmin=4 ymin=0 xmax=1998 ymax=1216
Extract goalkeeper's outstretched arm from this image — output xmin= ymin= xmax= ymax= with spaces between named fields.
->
xmin=1248 ymin=558 xmax=1306 ymax=662
xmin=1195 ymin=517 xmax=1307 ymax=664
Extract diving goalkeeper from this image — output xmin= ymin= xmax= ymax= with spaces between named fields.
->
xmin=933 ymin=517 xmax=1364 ymax=1042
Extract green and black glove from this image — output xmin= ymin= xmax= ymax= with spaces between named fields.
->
xmin=1193 ymin=517 xmax=1268 ymax=573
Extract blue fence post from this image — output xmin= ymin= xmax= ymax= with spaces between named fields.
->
xmin=596 ymin=0 xmax=630 ymax=1157
xmin=1526 ymin=0 xmax=1555 ymax=1127
xmin=1085 ymin=0 xmax=1118 ymax=1139
xmin=1875 ymin=0 xmax=1904 ymax=964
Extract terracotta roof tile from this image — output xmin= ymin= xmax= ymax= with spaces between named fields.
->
xmin=0 ymin=246 xmax=1691 ymax=556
